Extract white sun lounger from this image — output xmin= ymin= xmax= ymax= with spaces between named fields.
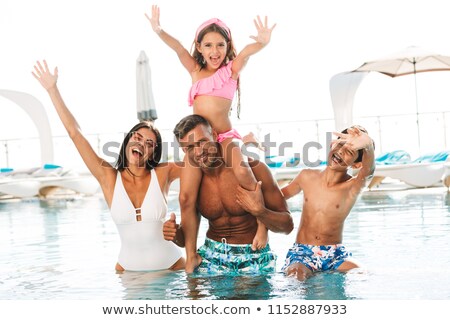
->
xmin=443 ymin=162 xmax=450 ymax=189
xmin=0 ymin=164 xmax=99 ymax=198
xmin=38 ymin=170 xmax=99 ymax=196
xmin=369 ymin=151 xmax=450 ymax=188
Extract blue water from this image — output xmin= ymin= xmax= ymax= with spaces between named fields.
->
xmin=1 ymin=187 xmax=450 ymax=300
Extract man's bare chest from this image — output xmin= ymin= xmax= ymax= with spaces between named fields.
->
xmin=197 ymin=172 xmax=244 ymax=219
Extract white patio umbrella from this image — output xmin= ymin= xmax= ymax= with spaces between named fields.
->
xmin=136 ymin=50 xmax=158 ymax=121
xmin=353 ymin=46 xmax=450 ymax=150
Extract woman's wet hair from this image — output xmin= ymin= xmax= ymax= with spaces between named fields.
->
xmin=116 ymin=121 xmax=162 ymax=171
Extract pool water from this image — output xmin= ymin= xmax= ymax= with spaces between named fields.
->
xmin=1 ymin=187 xmax=450 ymax=300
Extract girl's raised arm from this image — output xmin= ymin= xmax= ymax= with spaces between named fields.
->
xmin=232 ymin=16 xmax=276 ymax=75
xmin=32 ymin=60 xmax=114 ymax=187
xmin=145 ymin=5 xmax=197 ymax=73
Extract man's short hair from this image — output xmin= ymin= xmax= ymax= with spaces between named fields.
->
xmin=173 ymin=114 xmax=211 ymax=141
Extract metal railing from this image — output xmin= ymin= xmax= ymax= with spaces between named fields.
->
xmin=1 ymin=111 xmax=449 ymax=170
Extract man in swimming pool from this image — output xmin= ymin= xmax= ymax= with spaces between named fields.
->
xmin=164 ymin=114 xmax=294 ymax=273
xmin=281 ymin=125 xmax=375 ymax=280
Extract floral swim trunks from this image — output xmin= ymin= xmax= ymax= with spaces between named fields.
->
xmin=195 ymin=238 xmax=276 ymax=274
xmin=281 ymin=243 xmax=352 ymax=272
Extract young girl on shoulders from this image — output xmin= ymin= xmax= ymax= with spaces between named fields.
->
xmin=146 ymin=5 xmax=275 ymax=268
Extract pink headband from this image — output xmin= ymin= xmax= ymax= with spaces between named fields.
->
xmin=195 ymin=18 xmax=231 ymax=41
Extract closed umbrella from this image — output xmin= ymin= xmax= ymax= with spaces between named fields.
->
xmin=136 ymin=50 xmax=158 ymax=122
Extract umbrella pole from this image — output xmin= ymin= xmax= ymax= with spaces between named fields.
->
xmin=413 ymin=58 xmax=421 ymax=153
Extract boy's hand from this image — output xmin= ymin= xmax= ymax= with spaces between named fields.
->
xmin=333 ymin=126 xmax=373 ymax=151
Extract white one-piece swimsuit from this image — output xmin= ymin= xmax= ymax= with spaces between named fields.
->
xmin=110 ymin=170 xmax=181 ymax=271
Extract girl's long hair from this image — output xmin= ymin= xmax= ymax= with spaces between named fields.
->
xmin=191 ymin=23 xmax=242 ymax=118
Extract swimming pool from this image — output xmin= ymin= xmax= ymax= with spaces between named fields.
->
xmin=1 ymin=187 xmax=450 ymax=300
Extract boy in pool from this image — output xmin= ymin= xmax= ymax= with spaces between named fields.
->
xmin=281 ymin=126 xmax=375 ymax=280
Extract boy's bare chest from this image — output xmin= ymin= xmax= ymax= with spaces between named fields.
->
xmin=302 ymin=183 xmax=350 ymax=215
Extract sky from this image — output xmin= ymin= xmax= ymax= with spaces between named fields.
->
xmin=2 ymin=0 xmax=450 ymax=164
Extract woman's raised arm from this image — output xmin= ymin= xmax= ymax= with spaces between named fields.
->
xmin=32 ymin=60 xmax=115 ymax=188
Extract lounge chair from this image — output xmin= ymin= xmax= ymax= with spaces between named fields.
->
xmin=369 ymin=150 xmax=450 ymax=189
xmin=0 ymin=167 xmax=41 ymax=198
xmin=0 ymin=167 xmax=14 ymax=176
xmin=443 ymin=162 xmax=450 ymax=189
xmin=266 ymin=155 xmax=301 ymax=184
xmin=38 ymin=169 xmax=99 ymax=197
xmin=269 ymin=156 xmax=326 ymax=185
xmin=368 ymin=150 xmax=411 ymax=188
xmin=0 ymin=164 xmax=99 ymax=198
xmin=375 ymin=150 xmax=411 ymax=165
xmin=265 ymin=155 xmax=301 ymax=168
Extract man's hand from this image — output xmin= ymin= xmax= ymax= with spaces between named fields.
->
xmin=236 ymin=181 xmax=265 ymax=216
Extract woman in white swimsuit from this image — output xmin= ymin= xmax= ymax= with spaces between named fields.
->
xmin=32 ymin=60 xmax=185 ymax=272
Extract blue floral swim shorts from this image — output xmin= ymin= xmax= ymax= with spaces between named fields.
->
xmin=281 ymin=243 xmax=352 ymax=272
xmin=195 ymin=238 xmax=276 ymax=274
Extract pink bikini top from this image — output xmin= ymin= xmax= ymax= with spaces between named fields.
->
xmin=188 ymin=61 xmax=237 ymax=106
